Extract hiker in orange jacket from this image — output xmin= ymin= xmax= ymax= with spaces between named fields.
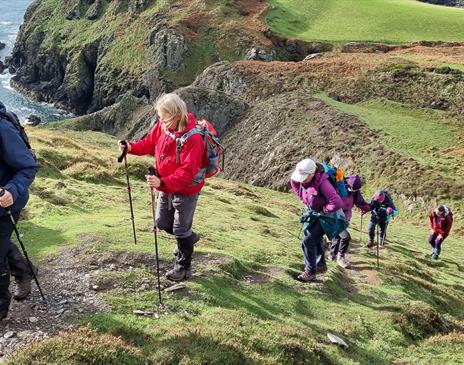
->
xmin=428 ymin=205 xmax=453 ymax=260
xmin=119 ymin=93 xmax=205 ymax=281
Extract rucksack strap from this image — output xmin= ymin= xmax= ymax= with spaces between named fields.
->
xmin=0 ymin=110 xmax=32 ymax=150
xmin=163 ymin=125 xmax=207 ymax=164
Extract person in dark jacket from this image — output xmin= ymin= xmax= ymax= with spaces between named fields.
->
xmin=119 ymin=94 xmax=205 ymax=281
xmin=366 ymin=189 xmax=397 ymax=248
xmin=428 ymin=205 xmax=453 ymax=259
xmin=0 ymin=101 xmax=38 ymax=320
xmin=330 ymin=175 xmax=370 ymax=268
xmin=290 ymin=159 xmax=343 ymax=282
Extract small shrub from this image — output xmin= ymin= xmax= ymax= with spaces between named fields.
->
xmin=392 ymin=302 xmax=456 ymax=340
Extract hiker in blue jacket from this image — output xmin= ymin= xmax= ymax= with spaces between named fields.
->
xmin=0 ymin=101 xmax=38 ymax=320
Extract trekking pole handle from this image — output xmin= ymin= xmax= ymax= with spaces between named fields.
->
xmin=147 ymin=166 xmax=156 ymax=177
xmin=147 ymin=166 xmax=160 ymax=178
xmin=117 ymin=140 xmax=128 ymax=163
xmin=0 ymin=188 xmax=13 ymax=215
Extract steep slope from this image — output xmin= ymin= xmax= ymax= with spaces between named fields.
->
xmin=2 ymin=127 xmax=464 ymax=364
xmin=190 ymin=52 xmax=464 ymax=205
xmin=59 ymin=47 xmax=464 ymax=234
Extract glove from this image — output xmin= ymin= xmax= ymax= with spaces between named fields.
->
xmin=386 ymin=207 xmax=393 ymax=215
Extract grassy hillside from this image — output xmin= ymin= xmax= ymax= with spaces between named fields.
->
xmin=2 ymin=126 xmax=463 ymax=364
xmin=267 ymin=0 xmax=464 ymax=43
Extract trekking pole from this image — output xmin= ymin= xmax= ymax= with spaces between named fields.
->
xmin=147 ymin=166 xmax=162 ymax=306
xmin=360 ymin=214 xmax=363 ymax=245
xmin=0 ymin=190 xmax=46 ymax=303
xmin=381 ymin=225 xmax=387 ymax=248
xmin=118 ymin=141 xmax=137 ymax=245
xmin=376 ymin=226 xmax=380 ymax=269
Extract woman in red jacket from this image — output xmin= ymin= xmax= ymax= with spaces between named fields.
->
xmin=119 ymin=93 xmax=205 ymax=281
xmin=428 ymin=205 xmax=453 ymax=260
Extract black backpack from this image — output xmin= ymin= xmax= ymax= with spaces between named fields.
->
xmin=0 ymin=109 xmax=37 ymax=161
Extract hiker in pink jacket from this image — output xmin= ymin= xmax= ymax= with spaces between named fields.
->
xmin=330 ymin=175 xmax=370 ymax=268
xmin=290 ymin=159 xmax=343 ymax=282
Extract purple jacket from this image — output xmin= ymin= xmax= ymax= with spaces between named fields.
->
xmin=341 ymin=191 xmax=370 ymax=222
xmin=291 ymin=172 xmax=343 ymax=213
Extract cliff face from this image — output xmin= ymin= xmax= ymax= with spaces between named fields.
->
xmin=9 ymin=0 xmax=272 ymax=114
xmin=419 ymin=0 xmax=464 ymax=7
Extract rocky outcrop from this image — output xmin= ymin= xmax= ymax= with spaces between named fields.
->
xmin=86 ymin=0 xmax=103 ymax=20
xmin=193 ymin=62 xmax=248 ymax=100
xmin=176 ymin=86 xmax=249 ymax=137
xmin=24 ymin=115 xmax=42 ymax=126
xmin=129 ymin=0 xmax=150 ymax=15
xmin=0 ymin=41 xmax=5 ymax=50
xmin=419 ymin=0 xmax=464 ymax=7
xmin=64 ymin=93 xmax=150 ymax=137
xmin=264 ymin=30 xmax=333 ymax=61
xmin=245 ymin=47 xmax=275 ymax=62
xmin=149 ymin=19 xmax=188 ymax=73
xmin=68 ymin=85 xmax=249 ymax=140
xmin=0 ymin=61 xmax=7 ymax=74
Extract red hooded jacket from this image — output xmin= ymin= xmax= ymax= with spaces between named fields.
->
xmin=429 ymin=208 xmax=453 ymax=238
xmin=129 ymin=113 xmax=205 ymax=196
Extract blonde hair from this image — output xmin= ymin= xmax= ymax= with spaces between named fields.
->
xmin=155 ymin=93 xmax=189 ymax=132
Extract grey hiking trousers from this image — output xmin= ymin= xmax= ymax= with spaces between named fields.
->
xmin=155 ymin=192 xmax=199 ymax=239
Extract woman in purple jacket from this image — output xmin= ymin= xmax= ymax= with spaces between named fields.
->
xmin=330 ymin=175 xmax=370 ymax=269
xmin=290 ymin=159 xmax=343 ymax=282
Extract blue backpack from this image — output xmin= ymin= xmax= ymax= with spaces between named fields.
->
xmin=321 ymin=163 xmax=348 ymax=198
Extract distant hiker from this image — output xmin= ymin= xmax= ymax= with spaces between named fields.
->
xmin=118 ymin=94 xmax=205 ymax=281
xmin=290 ymin=159 xmax=344 ymax=282
xmin=428 ymin=205 xmax=453 ymax=260
xmin=0 ymin=101 xmax=38 ymax=320
xmin=367 ymin=189 xmax=397 ymax=248
xmin=330 ymin=175 xmax=370 ymax=268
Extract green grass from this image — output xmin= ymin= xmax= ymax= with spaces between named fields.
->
xmin=317 ymin=94 xmax=464 ymax=178
xmin=267 ymin=0 xmax=464 ymax=43
xmin=5 ymin=127 xmax=464 ymax=364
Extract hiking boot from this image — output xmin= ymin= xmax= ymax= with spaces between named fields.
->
xmin=366 ymin=240 xmax=374 ymax=248
xmin=172 ymin=232 xmax=201 ymax=256
xmin=337 ymin=255 xmax=350 ymax=269
xmin=14 ymin=277 xmax=32 ymax=301
xmin=316 ymin=262 xmax=328 ymax=273
xmin=297 ymin=271 xmax=316 ymax=283
xmin=166 ymin=267 xmax=191 ymax=282
xmin=13 ymin=264 xmax=38 ymax=301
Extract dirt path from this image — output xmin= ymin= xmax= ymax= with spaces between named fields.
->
xmin=0 ymin=243 xmax=108 ymax=358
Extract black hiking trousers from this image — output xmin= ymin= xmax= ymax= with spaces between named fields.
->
xmin=0 ymin=211 xmax=20 ymax=314
xmin=330 ymin=229 xmax=351 ymax=258
xmin=368 ymin=210 xmax=387 ymax=243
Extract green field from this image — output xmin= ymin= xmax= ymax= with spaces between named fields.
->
xmin=3 ymin=126 xmax=464 ymax=364
xmin=267 ymin=0 xmax=464 ymax=43
xmin=317 ymin=95 xmax=464 ymax=179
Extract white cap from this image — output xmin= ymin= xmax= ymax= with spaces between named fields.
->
xmin=291 ymin=159 xmax=317 ymax=182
